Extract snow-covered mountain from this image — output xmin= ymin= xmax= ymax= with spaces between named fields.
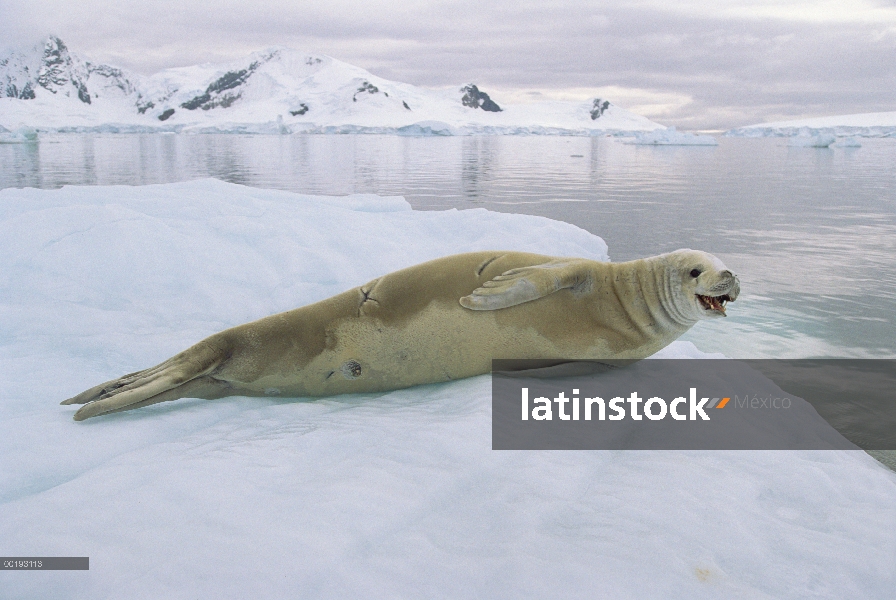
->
xmin=0 ymin=36 xmax=662 ymax=135
xmin=726 ymin=112 xmax=896 ymax=138
xmin=1 ymin=37 xmax=138 ymax=103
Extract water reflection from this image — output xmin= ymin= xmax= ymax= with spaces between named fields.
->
xmin=2 ymin=134 xmax=895 ymax=357
xmin=460 ymin=136 xmax=498 ymax=199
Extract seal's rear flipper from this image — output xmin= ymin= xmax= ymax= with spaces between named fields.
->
xmin=61 ymin=369 xmax=147 ymax=405
xmin=62 ymin=340 xmax=226 ymax=421
xmin=101 ymin=376 xmax=233 ymax=416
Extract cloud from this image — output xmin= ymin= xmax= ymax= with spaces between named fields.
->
xmin=2 ymin=0 xmax=895 ymax=129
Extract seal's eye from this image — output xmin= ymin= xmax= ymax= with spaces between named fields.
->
xmin=689 ymin=269 xmax=702 ymax=278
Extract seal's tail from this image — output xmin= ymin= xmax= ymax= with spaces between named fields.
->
xmin=61 ymin=340 xmax=228 ymax=421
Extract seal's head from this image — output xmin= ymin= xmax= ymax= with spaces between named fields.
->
xmin=663 ymin=249 xmax=740 ymax=320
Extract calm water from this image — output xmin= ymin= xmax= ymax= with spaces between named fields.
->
xmin=2 ymin=134 xmax=895 ymax=358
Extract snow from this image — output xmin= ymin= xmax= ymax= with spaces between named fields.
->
xmin=727 ymin=111 xmax=896 ymax=138
xmin=1 ymin=180 xmax=894 ymax=598
xmin=624 ymin=126 xmax=718 ymax=146
xmin=1 ymin=41 xmax=663 ymax=136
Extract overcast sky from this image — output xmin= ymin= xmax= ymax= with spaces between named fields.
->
xmin=2 ymin=0 xmax=895 ymax=129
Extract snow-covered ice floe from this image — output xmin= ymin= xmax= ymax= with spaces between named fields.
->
xmin=623 ymin=126 xmax=718 ymax=146
xmin=0 ymin=180 xmax=894 ymax=599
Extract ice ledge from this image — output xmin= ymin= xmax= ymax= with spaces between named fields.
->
xmin=727 ymin=125 xmax=896 ymax=138
xmin=7 ymin=120 xmax=664 ymax=137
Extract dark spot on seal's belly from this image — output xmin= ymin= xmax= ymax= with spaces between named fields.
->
xmin=340 ymin=360 xmax=362 ymax=379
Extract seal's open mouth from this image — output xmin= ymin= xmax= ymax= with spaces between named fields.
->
xmin=697 ymin=293 xmax=731 ymax=314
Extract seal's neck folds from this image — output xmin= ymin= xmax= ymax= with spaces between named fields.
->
xmin=626 ymin=257 xmax=700 ymax=332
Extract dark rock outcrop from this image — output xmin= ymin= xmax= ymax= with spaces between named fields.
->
xmin=180 ymin=63 xmax=259 ymax=111
xmin=352 ymin=81 xmax=379 ymax=102
xmin=3 ymin=81 xmax=35 ymax=99
xmin=89 ymin=64 xmax=133 ymax=94
xmin=590 ymin=99 xmax=610 ymax=120
xmin=36 ymin=36 xmax=75 ymax=92
xmin=461 ymin=84 xmax=501 ymax=112
xmin=77 ymin=81 xmax=91 ymax=104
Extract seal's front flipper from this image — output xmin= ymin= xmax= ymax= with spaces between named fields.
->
xmin=62 ymin=340 xmax=225 ymax=421
xmin=459 ymin=259 xmax=592 ymax=310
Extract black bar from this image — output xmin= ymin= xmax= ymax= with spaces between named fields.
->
xmin=1 ymin=557 xmax=89 ymax=570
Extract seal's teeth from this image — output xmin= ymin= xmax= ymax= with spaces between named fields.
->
xmin=697 ymin=293 xmax=729 ymax=313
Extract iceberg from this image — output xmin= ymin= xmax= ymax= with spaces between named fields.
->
xmin=396 ymin=120 xmax=458 ymax=136
xmin=0 ymin=125 xmax=38 ymax=143
xmin=0 ymin=180 xmax=893 ymax=598
xmin=625 ymin=126 xmax=718 ymax=146
xmin=788 ymin=133 xmax=836 ymax=148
